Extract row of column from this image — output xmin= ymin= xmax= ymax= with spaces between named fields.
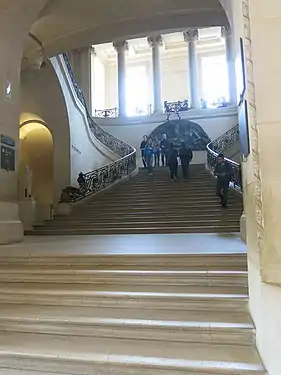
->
xmin=114 ymin=26 xmax=237 ymax=116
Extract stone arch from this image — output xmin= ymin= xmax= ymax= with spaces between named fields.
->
xmin=19 ymin=116 xmax=54 ymax=211
xmin=148 ymin=119 xmax=211 ymax=151
xmin=20 ymin=60 xmax=71 ymax=205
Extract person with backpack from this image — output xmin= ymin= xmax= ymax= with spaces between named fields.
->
xmin=179 ymin=141 xmax=193 ymax=178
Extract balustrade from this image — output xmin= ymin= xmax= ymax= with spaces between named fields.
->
xmin=61 ymin=53 xmax=136 ymax=202
xmin=206 ymin=124 xmax=242 ymax=190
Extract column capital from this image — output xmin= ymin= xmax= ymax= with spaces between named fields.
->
xmin=113 ymin=40 xmax=129 ymax=52
xmin=183 ymin=29 xmax=199 ymax=43
xmin=147 ymin=35 xmax=163 ymax=48
xmin=221 ymin=25 xmax=232 ymax=38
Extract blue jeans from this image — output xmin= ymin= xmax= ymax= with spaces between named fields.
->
xmin=146 ymin=155 xmax=153 ymax=174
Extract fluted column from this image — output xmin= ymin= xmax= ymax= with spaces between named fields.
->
xmin=184 ymin=29 xmax=200 ymax=109
xmin=113 ymin=40 xmax=128 ymax=117
xmin=147 ymin=35 xmax=163 ymax=113
xmin=221 ymin=25 xmax=237 ymax=106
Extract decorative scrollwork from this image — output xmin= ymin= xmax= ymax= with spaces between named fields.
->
xmin=61 ymin=53 xmax=136 ymax=201
xmin=207 ymin=124 xmax=242 ymax=190
xmin=212 ymin=124 xmax=240 ymax=153
xmin=94 ymin=108 xmax=118 ymax=118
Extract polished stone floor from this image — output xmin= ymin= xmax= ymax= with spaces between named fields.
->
xmin=0 ymin=233 xmax=246 ymax=257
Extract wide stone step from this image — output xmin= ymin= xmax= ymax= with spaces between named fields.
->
xmin=0 ymin=270 xmax=248 ymax=286
xmin=0 ymin=332 xmax=265 ymax=375
xmin=0 ymin=315 xmax=255 ymax=346
xmin=53 ymin=213 xmax=243 ymax=224
xmin=0 ymin=304 xmax=252 ymax=324
xmin=28 ymin=225 xmax=241 ymax=235
xmin=0 ymin=288 xmax=249 ymax=312
xmin=42 ymin=219 xmax=240 ymax=229
xmin=0 ymin=275 xmax=247 ymax=294
xmin=0 ymin=254 xmax=246 ymax=270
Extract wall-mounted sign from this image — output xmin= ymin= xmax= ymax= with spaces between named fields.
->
xmin=1 ymin=134 xmax=15 ymax=147
xmin=1 ymin=145 xmax=15 ymax=171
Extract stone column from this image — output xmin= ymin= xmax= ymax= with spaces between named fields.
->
xmin=70 ymin=46 xmax=93 ymax=112
xmin=221 ymin=25 xmax=237 ymax=106
xmin=113 ymin=40 xmax=128 ymax=117
xmin=184 ymin=29 xmax=200 ymax=110
xmin=147 ymin=35 xmax=163 ymax=113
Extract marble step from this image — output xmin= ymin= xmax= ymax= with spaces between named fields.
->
xmin=56 ymin=211 xmax=243 ymax=221
xmin=0 ymin=304 xmax=253 ymax=325
xmin=0 ymin=254 xmax=247 ymax=270
xmin=0 ymin=270 xmax=247 ymax=287
xmin=0 ymin=316 xmax=255 ymax=346
xmin=0 ymin=332 xmax=265 ymax=375
xmin=0 ymin=289 xmax=249 ymax=312
xmin=42 ymin=219 xmax=240 ymax=229
xmin=28 ymin=226 xmax=241 ymax=235
xmin=95 ymin=193 xmax=239 ymax=201
xmin=0 ymin=280 xmax=246 ymax=295
xmin=84 ymin=200 xmax=241 ymax=208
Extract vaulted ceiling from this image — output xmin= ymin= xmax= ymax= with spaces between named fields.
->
xmin=26 ymin=0 xmax=228 ymax=57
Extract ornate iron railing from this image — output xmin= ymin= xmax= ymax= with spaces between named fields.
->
xmin=60 ymin=53 xmax=136 ymax=201
xmin=206 ymin=124 xmax=242 ymax=190
xmin=94 ymin=108 xmax=118 ymax=118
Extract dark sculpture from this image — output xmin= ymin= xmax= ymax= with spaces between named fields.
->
xmin=149 ymin=119 xmax=211 ymax=151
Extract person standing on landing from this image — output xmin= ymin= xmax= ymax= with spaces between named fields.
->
xmin=167 ymin=142 xmax=179 ymax=181
xmin=160 ymin=134 xmax=169 ymax=166
xmin=214 ymin=153 xmax=233 ymax=208
xmin=140 ymin=135 xmax=148 ymax=168
xmin=144 ymin=139 xmax=155 ymax=176
xmin=179 ymin=141 xmax=193 ymax=178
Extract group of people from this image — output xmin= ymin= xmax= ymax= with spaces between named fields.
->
xmin=140 ymin=135 xmax=233 ymax=208
xmin=140 ymin=134 xmax=193 ymax=180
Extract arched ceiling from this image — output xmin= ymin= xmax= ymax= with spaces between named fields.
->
xmin=26 ymin=0 xmax=228 ymax=57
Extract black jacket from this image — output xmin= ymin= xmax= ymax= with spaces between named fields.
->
xmin=179 ymin=146 xmax=193 ymax=163
xmin=167 ymin=148 xmax=178 ymax=166
xmin=160 ymin=139 xmax=169 ymax=151
xmin=214 ymin=161 xmax=233 ymax=182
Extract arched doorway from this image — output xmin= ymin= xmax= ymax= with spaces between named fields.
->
xmin=19 ymin=114 xmax=54 ymax=225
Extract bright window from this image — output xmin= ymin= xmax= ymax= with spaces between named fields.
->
xmin=201 ymin=55 xmax=229 ymax=107
xmin=126 ymin=66 xmax=149 ymax=117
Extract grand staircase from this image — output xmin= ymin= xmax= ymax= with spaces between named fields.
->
xmin=0 ymin=251 xmax=265 ymax=374
xmin=30 ymin=165 xmax=243 ymax=235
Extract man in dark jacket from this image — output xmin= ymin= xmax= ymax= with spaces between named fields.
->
xmin=167 ymin=142 xmax=179 ymax=180
xmin=214 ymin=153 xmax=233 ymax=208
xmin=179 ymin=141 xmax=193 ymax=178
xmin=160 ymin=134 xmax=169 ymax=166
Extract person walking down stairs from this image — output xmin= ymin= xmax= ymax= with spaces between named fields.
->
xmin=144 ymin=139 xmax=155 ymax=176
xmin=179 ymin=141 xmax=193 ymax=178
xmin=140 ymin=135 xmax=148 ymax=168
xmin=214 ymin=153 xmax=233 ymax=208
xmin=167 ymin=142 xmax=179 ymax=181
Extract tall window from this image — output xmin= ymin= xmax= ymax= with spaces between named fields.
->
xmin=126 ymin=66 xmax=149 ymax=117
xmin=201 ymin=55 xmax=229 ymax=107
